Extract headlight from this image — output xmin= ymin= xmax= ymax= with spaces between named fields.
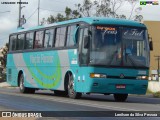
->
xmin=136 ymin=76 xmax=148 ymax=80
xmin=90 ymin=73 xmax=107 ymax=78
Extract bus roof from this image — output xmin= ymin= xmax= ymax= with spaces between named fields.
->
xmin=12 ymin=17 xmax=146 ymax=34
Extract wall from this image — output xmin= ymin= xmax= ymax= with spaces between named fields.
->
xmin=144 ymin=21 xmax=160 ymax=75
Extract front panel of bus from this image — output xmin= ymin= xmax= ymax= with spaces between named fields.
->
xmin=76 ymin=25 xmax=149 ymax=94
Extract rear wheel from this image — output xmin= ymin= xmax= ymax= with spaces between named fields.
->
xmin=114 ymin=94 xmax=128 ymax=102
xmin=19 ymin=74 xmax=35 ymax=94
xmin=68 ymin=74 xmax=81 ymax=99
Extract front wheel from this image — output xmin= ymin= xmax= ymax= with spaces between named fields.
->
xmin=19 ymin=74 xmax=35 ymax=94
xmin=114 ymin=94 xmax=128 ymax=102
xmin=68 ymin=74 xmax=82 ymax=99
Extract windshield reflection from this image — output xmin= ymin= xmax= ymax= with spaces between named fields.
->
xmin=90 ymin=26 xmax=149 ymax=68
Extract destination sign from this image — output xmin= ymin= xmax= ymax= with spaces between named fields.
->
xmin=122 ymin=29 xmax=144 ymax=40
xmin=96 ymin=26 xmax=117 ymax=35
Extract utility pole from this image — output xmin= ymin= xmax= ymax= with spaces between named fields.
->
xmin=38 ymin=0 xmax=40 ymax=26
xmin=18 ymin=0 xmax=22 ymax=28
xmin=154 ymin=56 xmax=160 ymax=81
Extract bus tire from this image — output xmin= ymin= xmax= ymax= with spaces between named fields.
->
xmin=68 ymin=74 xmax=81 ymax=99
xmin=114 ymin=94 xmax=128 ymax=102
xmin=19 ymin=74 xmax=35 ymax=94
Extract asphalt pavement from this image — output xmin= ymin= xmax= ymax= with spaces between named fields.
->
xmin=0 ymin=82 xmax=160 ymax=120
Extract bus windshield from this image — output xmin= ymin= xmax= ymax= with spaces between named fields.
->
xmin=90 ymin=25 xmax=149 ymax=68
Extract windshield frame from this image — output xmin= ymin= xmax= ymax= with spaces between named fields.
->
xmin=88 ymin=25 xmax=149 ymax=69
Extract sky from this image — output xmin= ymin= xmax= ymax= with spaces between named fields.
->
xmin=0 ymin=0 xmax=160 ymax=48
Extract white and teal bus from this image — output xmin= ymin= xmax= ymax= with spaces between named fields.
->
xmin=7 ymin=17 xmax=152 ymax=102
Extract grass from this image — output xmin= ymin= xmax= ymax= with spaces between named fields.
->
xmin=153 ymin=91 xmax=160 ymax=98
xmin=146 ymin=89 xmax=160 ymax=98
xmin=146 ymin=89 xmax=154 ymax=94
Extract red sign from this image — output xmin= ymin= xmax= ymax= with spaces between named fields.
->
xmin=116 ymin=84 xmax=126 ymax=89
xmin=96 ymin=26 xmax=116 ymax=31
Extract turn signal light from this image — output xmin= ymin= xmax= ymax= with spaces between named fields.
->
xmin=136 ymin=76 xmax=148 ymax=80
xmin=90 ymin=73 xmax=107 ymax=78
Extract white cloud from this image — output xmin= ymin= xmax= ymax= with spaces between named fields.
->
xmin=0 ymin=18 xmax=16 ymax=32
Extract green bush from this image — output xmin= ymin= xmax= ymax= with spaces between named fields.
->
xmin=146 ymin=89 xmax=153 ymax=94
xmin=153 ymin=91 xmax=160 ymax=98
xmin=0 ymin=73 xmax=6 ymax=82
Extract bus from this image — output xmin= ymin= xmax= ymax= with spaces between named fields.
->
xmin=7 ymin=17 xmax=152 ymax=102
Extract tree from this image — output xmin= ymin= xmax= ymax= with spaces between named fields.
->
xmin=44 ymin=0 xmax=143 ymax=24
xmin=0 ymin=43 xmax=8 ymax=69
xmin=76 ymin=0 xmax=142 ymax=21
xmin=93 ymin=0 xmax=126 ymax=18
xmin=56 ymin=13 xmax=66 ymax=22
xmin=0 ymin=43 xmax=8 ymax=81
xmin=125 ymin=0 xmax=143 ymax=22
xmin=42 ymin=7 xmax=81 ymax=24
xmin=134 ymin=15 xmax=143 ymax=22
xmin=65 ymin=7 xmax=72 ymax=20
xmin=47 ymin=15 xmax=56 ymax=24
xmin=45 ymin=14 xmax=65 ymax=24
xmin=72 ymin=10 xmax=82 ymax=18
xmin=76 ymin=0 xmax=93 ymax=17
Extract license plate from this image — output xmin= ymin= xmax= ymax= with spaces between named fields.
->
xmin=116 ymin=84 xmax=126 ymax=89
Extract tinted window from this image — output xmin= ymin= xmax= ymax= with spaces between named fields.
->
xmin=25 ymin=32 xmax=34 ymax=49
xmin=81 ymin=28 xmax=89 ymax=65
xmin=34 ymin=30 xmax=44 ymax=48
xmin=44 ymin=29 xmax=54 ymax=48
xmin=78 ymin=29 xmax=83 ymax=52
xmin=9 ymin=35 xmax=17 ymax=51
xmin=66 ymin=25 xmax=77 ymax=46
xmin=55 ymin=27 xmax=66 ymax=47
xmin=17 ymin=34 xmax=25 ymax=50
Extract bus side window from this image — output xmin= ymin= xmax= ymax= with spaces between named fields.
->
xmin=17 ymin=34 xmax=25 ymax=50
xmin=79 ymin=27 xmax=89 ymax=65
xmin=9 ymin=35 xmax=17 ymax=51
xmin=25 ymin=32 xmax=34 ymax=49
xmin=44 ymin=29 xmax=54 ymax=48
xmin=55 ymin=27 xmax=66 ymax=47
xmin=34 ymin=30 xmax=44 ymax=49
xmin=66 ymin=25 xmax=77 ymax=46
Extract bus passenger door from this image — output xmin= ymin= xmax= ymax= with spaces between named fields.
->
xmin=77 ymin=27 xmax=90 ymax=92
xmin=78 ymin=27 xmax=89 ymax=65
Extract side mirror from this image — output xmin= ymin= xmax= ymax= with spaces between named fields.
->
xmin=84 ymin=36 xmax=90 ymax=49
xmin=149 ymin=41 xmax=153 ymax=51
xmin=148 ymin=35 xmax=153 ymax=51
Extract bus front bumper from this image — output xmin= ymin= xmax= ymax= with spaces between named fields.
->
xmin=78 ymin=78 xmax=148 ymax=95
